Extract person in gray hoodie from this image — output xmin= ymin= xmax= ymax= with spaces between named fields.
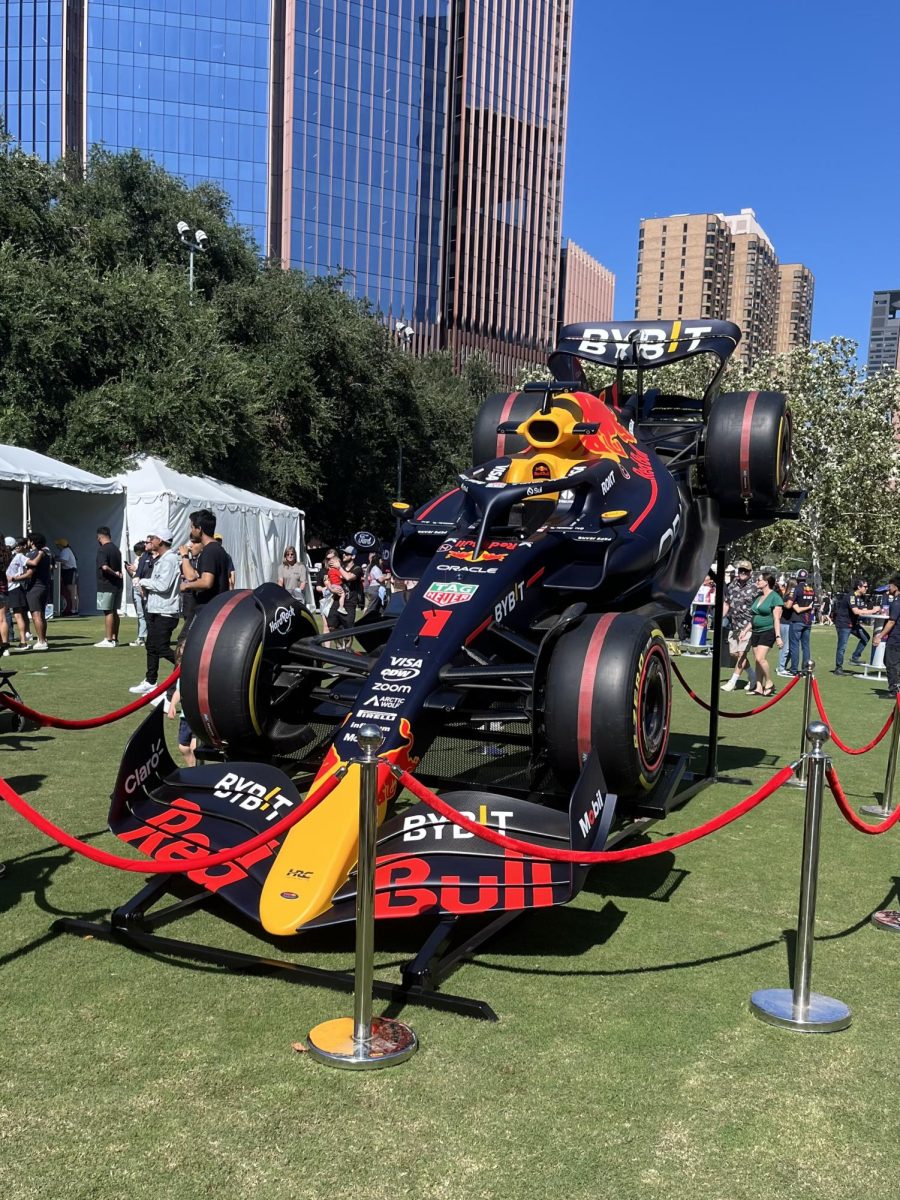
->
xmin=127 ymin=528 xmax=182 ymax=695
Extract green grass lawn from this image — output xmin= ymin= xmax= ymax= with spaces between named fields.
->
xmin=1 ymin=620 xmax=897 ymax=1200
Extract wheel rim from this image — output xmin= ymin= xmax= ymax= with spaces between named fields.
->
xmin=776 ymin=412 xmax=792 ymax=490
xmin=638 ymin=646 xmax=669 ymax=774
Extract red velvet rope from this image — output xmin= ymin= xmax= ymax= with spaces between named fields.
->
xmin=0 ymin=770 xmax=342 ymax=872
xmin=670 ymin=660 xmax=800 ymax=717
xmin=811 ymin=678 xmax=896 ymax=755
xmin=395 ymin=764 xmax=797 ymax=863
xmin=825 ymin=765 xmax=900 ymax=834
xmin=0 ymin=667 xmax=181 ymax=729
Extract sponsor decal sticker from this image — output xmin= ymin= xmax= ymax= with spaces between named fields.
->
xmin=437 ymin=564 xmax=497 ymax=574
xmin=212 ymin=772 xmax=295 ymax=821
xmin=423 ymin=581 xmax=478 ymax=607
xmin=577 ymin=790 xmax=606 ymax=840
xmin=494 ymin=581 xmax=525 ymax=624
xmin=419 ymin=608 xmax=453 ymax=637
xmin=402 ymin=808 xmax=514 ymax=842
xmin=268 ymin=606 xmax=294 ymax=637
xmin=123 ymin=738 xmax=166 ymax=795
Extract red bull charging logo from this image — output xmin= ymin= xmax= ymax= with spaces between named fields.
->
xmin=576 ymin=394 xmax=639 ymax=464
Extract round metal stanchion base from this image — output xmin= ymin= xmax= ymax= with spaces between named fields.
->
xmin=859 ymin=803 xmax=894 ymax=818
xmin=871 ymin=909 xmax=900 ymax=933
xmin=750 ymin=988 xmax=851 ymax=1033
xmin=306 ymin=1016 xmax=418 ymax=1069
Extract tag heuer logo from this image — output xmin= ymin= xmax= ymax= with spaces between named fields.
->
xmin=423 ymin=581 xmax=478 ymax=607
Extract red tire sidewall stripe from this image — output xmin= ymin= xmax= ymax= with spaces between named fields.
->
xmin=495 ymin=392 xmax=520 ymax=458
xmin=576 ymin=613 xmax=617 ymax=765
xmin=196 ymin=591 xmax=254 ymax=745
xmin=636 ymin=641 xmax=670 ymax=774
xmin=739 ymin=391 xmax=759 ymax=499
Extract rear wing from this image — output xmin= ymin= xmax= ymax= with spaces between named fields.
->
xmin=549 ymin=319 xmax=742 ymax=417
xmin=550 ymin=319 xmax=741 ymax=374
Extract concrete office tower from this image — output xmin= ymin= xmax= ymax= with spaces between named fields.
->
xmin=557 ymin=240 xmax=614 ymax=337
xmin=775 ymin=264 xmax=815 ymax=355
xmin=867 ymin=290 xmax=900 ymax=374
xmin=2 ymin=0 xmax=572 ymax=378
xmin=635 ymin=207 xmax=813 ymax=366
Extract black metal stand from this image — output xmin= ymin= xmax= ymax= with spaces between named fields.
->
xmin=53 ymin=877 xmax=501 ymax=1021
xmin=704 ymin=544 xmax=727 ymax=783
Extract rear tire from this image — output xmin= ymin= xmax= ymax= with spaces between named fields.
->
xmin=472 ymin=392 xmax=543 ymax=466
xmin=180 ymin=590 xmax=316 ymax=755
xmin=704 ymin=390 xmax=791 ymax=510
xmin=544 ymin=612 xmax=671 ymax=798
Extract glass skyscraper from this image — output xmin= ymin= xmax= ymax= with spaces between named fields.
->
xmin=2 ymin=0 xmax=572 ymax=372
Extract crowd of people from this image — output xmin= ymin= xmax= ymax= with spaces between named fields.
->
xmin=720 ymin=561 xmax=900 ymax=697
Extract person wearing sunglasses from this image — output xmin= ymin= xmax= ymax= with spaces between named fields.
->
xmin=721 ymin=560 xmax=757 ymax=692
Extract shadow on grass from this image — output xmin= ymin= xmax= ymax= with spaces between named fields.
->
xmin=0 ymin=826 xmax=111 ymax=967
xmin=0 ymin=734 xmax=54 ymax=753
xmin=668 ymin=731 xmax=781 ymax=774
xmin=581 ymin=845 xmax=690 ymax=904
xmin=472 ymin=877 xmax=900 ymax=981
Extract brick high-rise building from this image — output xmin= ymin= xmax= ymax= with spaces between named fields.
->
xmin=635 ymin=207 xmax=813 ymax=366
xmin=557 ymin=240 xmax=614 ymax=339
xmin=634 ymin=213 xmax=731 ymax=324
xmin=2 ymin=0 xmax=573 ymax=380
xmin=867 ymin=290 xmax=900 ymax=374
xmin=776 ymin=264 xmax=815 ymax=355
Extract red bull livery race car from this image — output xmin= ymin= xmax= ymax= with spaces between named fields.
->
xmin=109 ymin=319 xmax=797 ymax=949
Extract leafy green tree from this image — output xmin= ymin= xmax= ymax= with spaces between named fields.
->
xmin=728 ymin=339 xmax=900 ymax=589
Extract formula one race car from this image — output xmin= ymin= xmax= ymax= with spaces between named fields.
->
xmin=109 ymin=319 xmax=798 ymax=944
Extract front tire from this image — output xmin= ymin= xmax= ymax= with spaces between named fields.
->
xmin=180 ymin=590 xmax=317 ymax=756
xmin=544 ymin=612 xmax=671 ymax=798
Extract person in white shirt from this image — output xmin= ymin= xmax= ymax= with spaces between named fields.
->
xmin=5 ymin=538 xmax=32 ymax=651
xmin=54 ymin=538 xmax=78 ymax=615
xmin=126 ymin=529 xmax=181 ymax=695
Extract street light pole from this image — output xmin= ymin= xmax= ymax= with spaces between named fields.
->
xmin=176 ymin=221 xmax=210 ymax=304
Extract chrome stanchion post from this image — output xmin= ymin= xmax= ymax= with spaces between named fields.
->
xmin=787 ymin=660 xmax=815 ymax=788
xmin=307 ymin=725 xmax=418 ymax=1068
xmin=750 ymin=721 xmax=851 ymax=1032
xmin=860 ymin=700 xmax=899 ymax=818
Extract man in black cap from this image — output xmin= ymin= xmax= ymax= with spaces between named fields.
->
xmin=787 ymin=569 xmax=817 ymax=675
xmin=833 ymin=579 xmax=880 ymax=674
xmin=873 ymin=575 xmax=900 ymax=694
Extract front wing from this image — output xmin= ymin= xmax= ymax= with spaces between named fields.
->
xmin=108 ymin=707 xmax=617 ymax=931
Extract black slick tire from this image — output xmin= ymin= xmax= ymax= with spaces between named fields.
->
xmin=704 ymin=390 xmax=791 ymax=510
xmin=544 ymin=612 xmax=671 ymax=798
xmin=180 ymin=590 xmax=315 ymax=755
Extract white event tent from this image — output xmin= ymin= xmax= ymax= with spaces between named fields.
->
xmin=114 ymin=456 xmax=306 ymax=595
xmin=0 ymin=446 xmax=305 ymax=614
xmin=0 ymin=444 xmax=125 ymax=613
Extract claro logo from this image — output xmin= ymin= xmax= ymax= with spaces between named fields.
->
xmin=123 ymin=738 xmax=165 ymax=795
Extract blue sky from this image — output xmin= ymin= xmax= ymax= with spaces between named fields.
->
xmin=562 ymin=0 xmax=900 ymax=356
